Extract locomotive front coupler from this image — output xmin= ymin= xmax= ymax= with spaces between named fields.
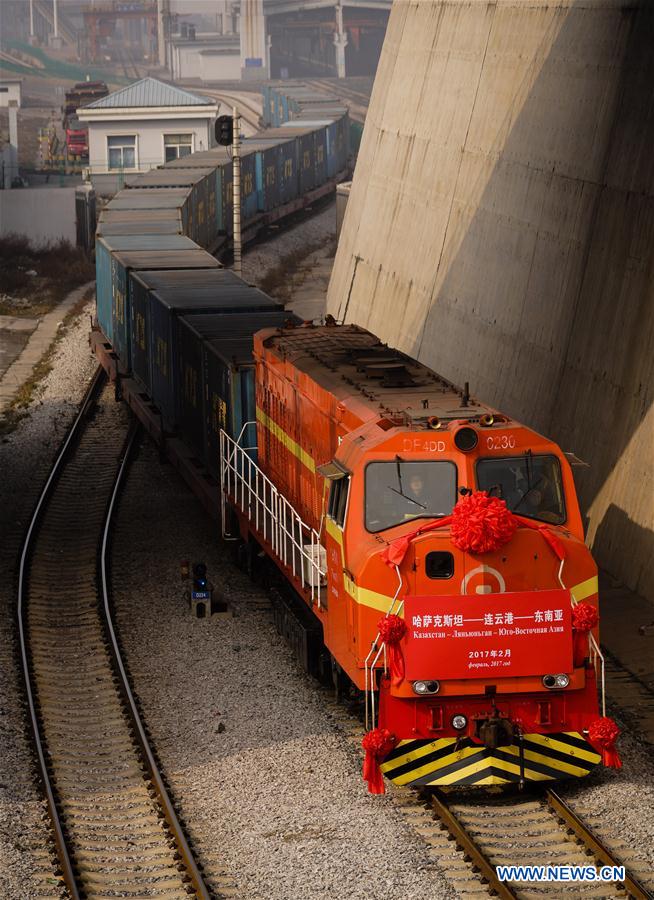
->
xmin=474 ymin=688 xmax=515 ymax=750
xmin=475 ymin=715 xmax=515 ymax=750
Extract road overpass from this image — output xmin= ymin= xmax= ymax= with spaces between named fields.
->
xmin=239 ymin=0 xmax=391 ymax=78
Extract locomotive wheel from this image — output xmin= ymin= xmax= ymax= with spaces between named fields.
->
xmin=331 ymin=656 xmax=350 ymax=700
xmin=236 ymin=541 xmax=254 ymax=578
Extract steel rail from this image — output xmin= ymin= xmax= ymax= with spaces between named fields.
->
xmin=302 ymin=78 xmax=370 ymax=106
xmin=301 ymin=78 xmax=370 ymax=120
xmin=198 ymin=89 xmax=261 ymax=130
xmin=545 ymin=789 xmax=653 ymax=900
xmin=100 ymin=423 xmax=211 ymax=900
xmin=17 ymin=365 xmax=106 ymax=900
xmin=19 ymin=366 xmax=210 ymax=898
xmin=429 ymin=791 xmax=518 ymax=899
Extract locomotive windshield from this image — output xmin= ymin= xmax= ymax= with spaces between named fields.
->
xmin=476 ymin=454 xmax=566 ymax=524
xmin=365 ymin=460 xmax=457 ymax=533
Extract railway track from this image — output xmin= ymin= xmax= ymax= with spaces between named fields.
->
xmin=605 ymin=652 xmax=654 ymax=746
xmin=301 ymin=78 xmax=369 ymax=122
xmin=18 ymin=369 xmax=210 ymax=899
xmin=117 ymin=47 xmax=140 ymax=81
xmin=317 ymin=689 xmax=653 ymax=899
xmin=197 ymin=89 xmax=262 ymax=131
xmin=425 ymin=788 xmax=652 ymax=899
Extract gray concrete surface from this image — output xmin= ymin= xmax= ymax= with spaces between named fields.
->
xmin=0 ymin=185 xmax=77 ymax=243
xmin=0 ymin=281 xmax=93 ymax=413
xmin=0 ymin=315 xmax=38 ymax=379
xmin=328 ymin=0 xmax=654 ymax=601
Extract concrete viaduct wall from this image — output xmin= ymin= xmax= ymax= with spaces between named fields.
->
xmin=327 ymin=0 xmax=654 ymax=600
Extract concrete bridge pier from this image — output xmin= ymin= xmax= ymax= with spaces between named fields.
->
xmin=328 ymin=0 xmax=654 ymax=599
xmin=241 ymin=0 xmax=269 ymax=80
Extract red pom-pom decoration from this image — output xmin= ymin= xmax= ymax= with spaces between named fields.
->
xmin=378 ymin=614 xmax=407 ymax=687
xmin=362 ymin=727 xmax=397 ymax=794
xmin=588 ymin=716 xmax=622 ymax=769
xmin=572 ymin=602 xmax=599 ymax=632
xmin=572 ymin=602 xmax=599 ymax=666
xmin=378 ymin=614 xmax=407 ymax=644
xmin=450 ymin=491 xmax=517 ymax=554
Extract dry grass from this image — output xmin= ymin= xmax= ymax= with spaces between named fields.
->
xmin=0 ymin=234 xmax=95 ymax=317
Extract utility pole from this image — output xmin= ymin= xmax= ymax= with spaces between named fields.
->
xmin=7 ymin=101 xmax=19 ymax=189
xmin=232 ymin=106 xmax=241 ymax=276
xmin=156 ymin=0 xmax=168 ymax=70
xmin=29 ymin=0 xmax=35 ymax=43
xmin=53 ymin=0 xmax=59 ymax=38
xmin=334 ymin=1 xmax=348 ymax=79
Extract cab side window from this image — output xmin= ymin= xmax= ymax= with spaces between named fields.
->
xmin=328 ymin=476 xmax=350 ymax=527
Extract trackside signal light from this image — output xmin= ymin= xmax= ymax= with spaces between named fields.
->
xmin=193 ymin=562 xmax=208 ymax=593
xmin=215 ymin=114 xmax=233 ymax=146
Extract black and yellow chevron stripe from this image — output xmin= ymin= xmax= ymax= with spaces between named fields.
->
xmin=380 ymin=732 xmax=601 ymax=787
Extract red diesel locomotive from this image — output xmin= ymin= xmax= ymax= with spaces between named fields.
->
xmin=220 ymin=323 xmax=620 ymax=792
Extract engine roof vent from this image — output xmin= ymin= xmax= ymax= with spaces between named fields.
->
xmin=379 ymin=365 xmax=416 ymax=388
xmin=353 ymin=350 xmax=405 ymax=372
xmin=363 ymin=360 xmax=406 ymax=377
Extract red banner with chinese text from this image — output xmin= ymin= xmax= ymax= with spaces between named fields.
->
xmin=404 ymin=590 xmax=572 ymax=680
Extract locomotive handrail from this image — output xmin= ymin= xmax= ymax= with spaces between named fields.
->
xmin=364 ymin=564 xmax=403 ymax=730
xmin=589 ymin=633 xmax=606 ymax=716
xmin=220 ymin=429 xmax=326 ymax=605
xmin=234 ymin=419 xmax=257 ymax=453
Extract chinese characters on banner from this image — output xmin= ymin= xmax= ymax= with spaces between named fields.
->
xmin=404 ymin=590 xmax=573 ymax=680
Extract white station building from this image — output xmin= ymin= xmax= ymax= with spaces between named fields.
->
xmin=77 ymin=77 xmax=218 ymax=193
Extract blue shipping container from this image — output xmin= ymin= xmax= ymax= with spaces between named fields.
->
xmin=139 ymin=269 xmax=282 ymax=431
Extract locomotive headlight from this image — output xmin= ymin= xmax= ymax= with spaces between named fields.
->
xmin=542 ymin=673 xmax=570 ymax=689
xmin=454 ymin=426 xmax=478 ymax=452
xmin=452 ymin=714 xmax=468 ymax=730
xmin=412 ymin=680 xmax=440 ymax=695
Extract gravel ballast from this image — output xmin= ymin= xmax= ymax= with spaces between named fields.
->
xmin=111 ymin=438 xmax=457 ymax=900
xmin=0 ymin=299 xmax=97 ymax=899
xmin=240 ymin=201 xmax=336 ymax=297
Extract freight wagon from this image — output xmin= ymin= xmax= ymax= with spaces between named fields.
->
xmin=128 ymin=268 xmax=283 ymax=431
xmin=262 ymin=84 xmax=342 ymax=127
xmin=177 ymin=311 xmax=301 ymax=475
xmin=95 ymin=235 xmax=219 ymax=367
xmin=92 ymin=103 xmax=351 ymax=397
xmin=262 ymin=84 xmax=356 ymax=159
xmin=128 ymin=167 xmax=219 ymax=249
